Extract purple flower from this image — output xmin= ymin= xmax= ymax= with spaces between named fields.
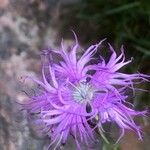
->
xmin=22 ymin=35 xmax=149 ymax=150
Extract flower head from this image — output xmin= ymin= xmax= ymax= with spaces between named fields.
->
xmin=22 ymin=35 xmax=149 ymax=149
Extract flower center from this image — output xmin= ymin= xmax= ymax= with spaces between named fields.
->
xmin=73 ymin=83 xmax=94 ymax=104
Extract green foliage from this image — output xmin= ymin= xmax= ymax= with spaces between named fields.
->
xmin=77 ymin=0 xmax=150 ymax=48
xmin=102 ymin=143 xmax=120 ymax=150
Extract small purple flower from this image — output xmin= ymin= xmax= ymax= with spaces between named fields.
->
xmin=22 ymin=35 xmax=149 ymax=150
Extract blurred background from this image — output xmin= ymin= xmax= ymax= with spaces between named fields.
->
xmin=0 ymin=0 xmax=149 ymax=150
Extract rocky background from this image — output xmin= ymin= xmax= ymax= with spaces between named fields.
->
xmin=0 ymin=0 xmax=149 ymax=150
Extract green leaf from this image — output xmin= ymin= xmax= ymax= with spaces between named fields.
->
xmin=98 ymin=128 xmax=110 ymax=144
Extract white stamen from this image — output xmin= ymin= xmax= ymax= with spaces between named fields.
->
xmin=73 ymin=83 xmax=94 ymax=104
